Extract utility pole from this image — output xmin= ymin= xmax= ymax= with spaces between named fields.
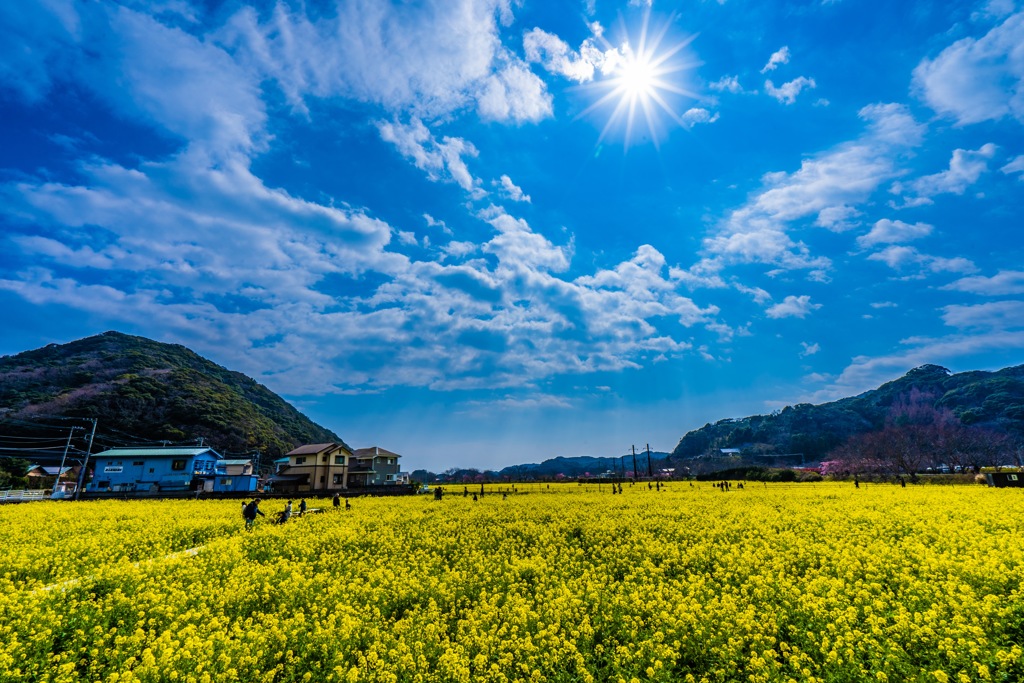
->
xmin=53 ymin=426 xmax=78 ymax=497
xmin=73 ymin=418 xmax=97 ymax=500
xmin=646 ymin=443 xmax=653 ymax=478
xmin=631 ymin=445 xmax=639 ymax=480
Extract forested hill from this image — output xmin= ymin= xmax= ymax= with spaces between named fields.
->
xmin=672 ymin=364 xmax=1024 ymax=461
xmin=0 ymin=331 xmax=342 ymax=458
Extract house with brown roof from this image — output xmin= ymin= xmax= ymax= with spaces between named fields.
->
xmin=272 ymin=442 xmax=353 ymax=492
xmin=348 ymin=446 xmax=402 ymax=487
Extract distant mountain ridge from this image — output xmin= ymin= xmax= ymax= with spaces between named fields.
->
xmin=671 ymin=364 xmax=1024 ymax=461
xmin=0 ymin=331 xmax=342 ymax=459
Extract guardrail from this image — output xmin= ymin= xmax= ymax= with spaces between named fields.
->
xmin=0 ymin=489 xmax=51 ymax=503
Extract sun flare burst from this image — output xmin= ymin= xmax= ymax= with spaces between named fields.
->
xmin=580 ymin=13 xmax=698 ymax=149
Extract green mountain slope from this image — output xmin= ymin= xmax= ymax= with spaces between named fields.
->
xmin=671 ymin=364 xmax=1024 ymax=461
xmin=0 ymin=331 xmax=342 ymax=458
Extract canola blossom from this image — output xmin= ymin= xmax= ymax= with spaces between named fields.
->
xmin=1 ymin=483 xmax=1023 ymax=683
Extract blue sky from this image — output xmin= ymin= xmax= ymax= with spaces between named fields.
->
xmin=2 ymin=0 xmax=1023 ymax=472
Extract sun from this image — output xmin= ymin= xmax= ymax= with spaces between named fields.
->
xmin=619 ymin=52 xmax=658 ymax=100
xmin=579 ymin=13 xmax=698 ymax=149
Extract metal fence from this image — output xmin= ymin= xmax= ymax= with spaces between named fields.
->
xmin=0 ymin=489 xmax=50 ymax=503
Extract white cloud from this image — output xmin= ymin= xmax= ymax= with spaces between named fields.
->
xmin=709 ymin=75 xmax=745 ymax=93
xmin=857 ymin=219 xmax=933 ymax=247
xmin=733 ymin=282 xmax=772 ymax=304
xmin=800 ymin=341 xmax=821 ymax=357
xmin=497 ymin=175 xmax=531 ymax=202
xmin=867 ymin=246 xmax=977 ymax=274
xmin=891 ymin=143 xmax=997 ymax=205
xmin=943 ymin=270 xmax=1024 ymax=295
xmin=461 ymin=394 xmax=575 ymax=413
xmin=424 ymin=214 xmax=454 ymax=235
xmin=376 ymin=118 xmax=482 ymax=193
xmin=761 ymin=46 xmax=790 ymax=73
xmin=766 ymin=295 xmax=821 ymax=319
xmin=477 ymin=59 xmax=553 ymax=123
xmin=523 ymin=27 xmax=609 ymax=83
xmin=697 ymin=103 xmax=924 ymax=278
xmin=814 ymin=205 xmax=860 ymax=231
xmin=974 ymin=0 xmax=1017 ymax=21
xmin=680 ymin=108 xmax=720 ymax=129
xmin=1002 ymin=154 xmax=1024 ymax=176
xmin=913 ymin=11 xmax=1024 ymax=125
xmin=765 ymin=76 xmax=816 ymax=104
xmin=942 ymin=300 xmax=1024 ymax=329
xmin=215 ymin=0 xmax=548 ymax=124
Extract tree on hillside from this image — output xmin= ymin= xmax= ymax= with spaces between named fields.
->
xmin=828 ymin=390 xmax=1008 ymax=479
xmin=0 ymin=457 xmax=29 ymax=489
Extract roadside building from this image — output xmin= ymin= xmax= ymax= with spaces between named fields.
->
xmin=348 ymin=447 xmax=402 ymax=487
xmin=215 ymin=458 xmax=260 ymax=492
xmin=25 ymin=465 xmax=77 ymax=489
xmin=272 ymin=442 xmax=353 ymax=492
xmin=88 ymin=447 xmax=225 ymax=493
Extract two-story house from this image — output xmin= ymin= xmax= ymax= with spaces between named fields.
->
xmin=273 ymin=442 xmax=353 ymax=492
xmin=348 ymin=447 xmax=402 ymax=487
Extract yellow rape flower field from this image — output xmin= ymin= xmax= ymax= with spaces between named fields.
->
xmin=2 ymin=483 xmax=1023 ymax=683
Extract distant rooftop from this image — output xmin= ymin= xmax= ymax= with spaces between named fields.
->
xmin=352 ymin=446 xmax=401 ymax=458
xmin=286 ymin=442 xmax=348 ymax=456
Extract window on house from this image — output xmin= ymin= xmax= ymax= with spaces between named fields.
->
xmin=386 ymin=474 xmax=395 ymax=481
xmin=333 ymin=474 xmax=344 ymax=485
xmin=319 ymin=475 xmax=325 ymax=483
xmin=221 ymin=478 xmax=232 ymax=486
xmin=149 ymin=468 xmax=154 ymax=474
xmin=296 ymin=456 xmax=306 ymax=465
xmin=171 ymin=460 xmax=186 ymax=471
xmin=322 ymin=454 xmax=328 ymax=462
xmin=334 ymin=455 xmax=345 ymax=465
xmin=133 ymin=461 xmax=144 ymax=466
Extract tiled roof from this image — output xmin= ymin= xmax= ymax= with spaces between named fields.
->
xmin=352 ymin=446 xmax=401 ymax=458
xmin=286 ymin=442 xmax=343 ymax=456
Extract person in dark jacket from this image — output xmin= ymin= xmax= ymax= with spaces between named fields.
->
xmin=243 ymin=499 xmax=265 ymax=530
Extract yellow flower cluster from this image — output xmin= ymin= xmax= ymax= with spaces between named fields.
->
xmin=1 ymin=483 xmax=1022 ymax=683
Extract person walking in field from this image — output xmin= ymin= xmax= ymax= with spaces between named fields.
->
xmin=243 ymin=499 xmax=265 ymax=530
xmin=298 ymin=499 xmax=307 ymax=516
xmin=278 ymin=500 xmax=293 ymax=524
xmin=333 ymin=493 xmax=340 ymax=509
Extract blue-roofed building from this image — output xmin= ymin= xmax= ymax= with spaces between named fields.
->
xmin=88 ymin=447 xmax=228 ymax=493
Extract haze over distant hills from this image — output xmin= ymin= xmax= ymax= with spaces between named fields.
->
xmin=421 ymin=364 xmax=1024 ymax=480
xmin=2 ymin=332 xmax=1021 ymax=477
xmin=0 ymin=331 xmax=342 ymax=459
